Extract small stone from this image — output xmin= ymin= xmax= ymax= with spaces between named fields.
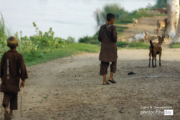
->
xmin=119 ymin=110 xmax=123 ymax=113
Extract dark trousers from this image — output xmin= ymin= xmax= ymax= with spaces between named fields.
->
xmin=2 ymin=92 xmax=18 ymax=110
xmin=100 ymin=61 xmax=117 ymax=75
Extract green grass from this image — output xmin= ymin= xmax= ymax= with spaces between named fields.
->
xmin=116 ymin=41 xmax=149 ymax=49
xmin=170 ymin=43 xmax=180 ymax=48
xmin=25 ymin=41 xmax=149 ymax=66
xmin=25 ymin=43 xmax=100 ymax=66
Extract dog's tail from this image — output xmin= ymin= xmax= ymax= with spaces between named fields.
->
xmin=150 ymin=40 xmax=154 ymax=57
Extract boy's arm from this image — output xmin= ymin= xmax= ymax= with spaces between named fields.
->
xmin=20 ymin=80 xmax=25 ymax=87
xmin=0 ymin=54 xmax=5 ymax=80
xmin=112 ymin=26 xmax=117 ymax=42
xmin=19 ymin=54 xmax=28 ymax=84
xmin=98 ymin=27 xmax=102 ymax=42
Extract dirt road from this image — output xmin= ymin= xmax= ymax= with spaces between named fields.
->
xmin=0 ymin=43 xmax=180 ymax=120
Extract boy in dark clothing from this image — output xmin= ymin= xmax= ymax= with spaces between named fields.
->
xmin=0 ymin=36 xmax=28 ymax=119
xmin=98 ymin=13 xmax=118 ymax=85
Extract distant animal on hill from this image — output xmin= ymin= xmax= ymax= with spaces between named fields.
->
xmin=149 ymin=36 xmax=164 ymax=68
xmin=157 ymin=18 xmax=167 ymax=36
xmin=144 ymin=31 xmax=149 ymax=43
xmin=153 ymin=8 xmax=167 ymax=14
xmin=132 ymin=18 xmax=138 ymax=27
xmin=128 ymin=31 xmax=148 ymax=43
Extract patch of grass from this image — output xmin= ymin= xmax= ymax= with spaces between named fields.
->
xmin=116 ymin=41 xmax=149 ymax=49
xmin=25 ymin=43 xmax=100 ymax=66
xmin=170 ymin=43 xmax=180 ymax=48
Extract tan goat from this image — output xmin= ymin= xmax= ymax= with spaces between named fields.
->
xmin=157 ymin=18 xmax=167 ymax=36
xmin=132 ymin=18 xmax=138 ymax=27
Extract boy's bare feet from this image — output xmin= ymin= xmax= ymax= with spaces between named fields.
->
xmin=5 ymin=106 xmax=8 ymax=113
xmin=4 ymin=111 xmax=11 ymax=120
xmin=10 ymin=110 xmax=13 ymax=119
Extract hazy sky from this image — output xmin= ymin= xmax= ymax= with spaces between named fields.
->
xmin=0 ymin=0 xmax=157 ymax=40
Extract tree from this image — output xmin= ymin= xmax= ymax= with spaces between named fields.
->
xmin=166 ymin=0 xmax=179 ymax=38
xmin=156 ymin=0 xmax=167 ymax=8
xmin=172 ymin=14 xmax=180 ymax=43
xmin=172 ymin=0 xmax=180 ymax=44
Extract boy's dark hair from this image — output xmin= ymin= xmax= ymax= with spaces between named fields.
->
xmin=9 ymin=46 xmax=16 ymax=49
xmin=106 ymin=13 xmax=115 ymax=22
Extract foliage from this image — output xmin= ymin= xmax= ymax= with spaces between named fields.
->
xmin=94 ymin=3 xmax=164 ymax=25
xmin=0 ymin=14 xmax=75 ymax=63
xmin=94 ymin=4 xmax=129 ymax=25
xmin=156 ymin=0 xmax=167 ymax=8
xmin=79 ymin=36 xmax=100 ymax=45
xmin=0 ymin=13 xmax=10 ymax=59
xmin=79 ymin=36 xmax=95 ymax=43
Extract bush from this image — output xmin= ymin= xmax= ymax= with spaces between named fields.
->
xmin=78 ymin=36 xmax=93 ymax=43
xmin=0 ymin=13 xmax=9 ymax=58
xmin=0 ymin=14 xmax=75 ymax=62
xmin=66 ymin=36 xmax=75 ymax=44
xmin=90 ymin=40 xmax=100 ymax=45
xmin=94 ymin=3 xmax=161 ymax=25
xmin=94 ymin=4 xmax=129 ymax=25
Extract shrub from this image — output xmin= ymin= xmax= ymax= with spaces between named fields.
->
xmin=0 ymin=14 xmax=75 ymax=62
xmin=78 ymin=36 xmax=93 ymax=43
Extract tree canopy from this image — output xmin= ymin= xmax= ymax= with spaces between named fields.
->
xmin=156 ymin=0 xmax=167 ymax=8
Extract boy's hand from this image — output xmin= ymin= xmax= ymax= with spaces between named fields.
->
xmin=20 ymin=81 xmax=25 ymax=88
